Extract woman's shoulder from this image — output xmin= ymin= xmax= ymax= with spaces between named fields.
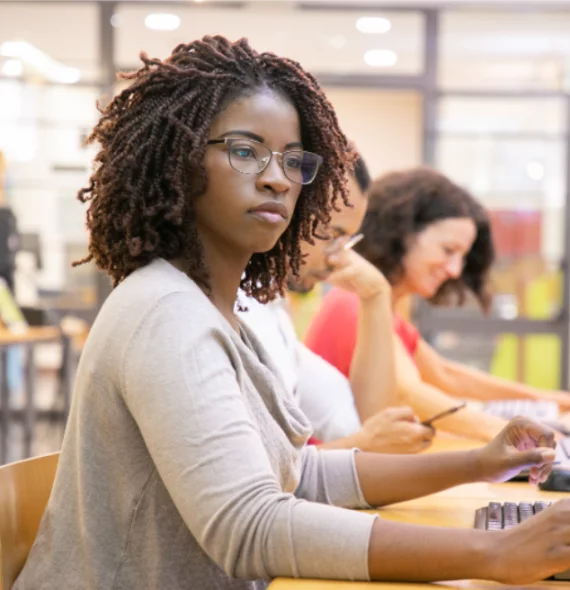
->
xmin=113 ymin=259 xmax=211 ymax=310
xmin=94 ymin=259 xmax=226 ymax=342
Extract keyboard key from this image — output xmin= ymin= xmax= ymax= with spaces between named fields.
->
xmin=487 ymin=502 xmax=503 ymax=530
xmin=534 ymin=501 xmax=551 ymax=514
xmin=503 ymin=502 xmax=518 ymax=529
xmin=474 ymin=507 xmax=488 ymax=530
xmin=518 ymin=502 xmax=534 ymax=522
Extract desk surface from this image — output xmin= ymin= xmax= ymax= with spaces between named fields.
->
xmin=270 ymin=436 xmax=567 ymax=590
xmin=0 ymin=326 xmax=61 ymax=345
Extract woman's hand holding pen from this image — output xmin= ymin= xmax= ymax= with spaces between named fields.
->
xmin=325 ymin=234 xmax=391 ymax=301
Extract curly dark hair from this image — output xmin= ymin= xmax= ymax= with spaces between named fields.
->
xmin=355 ymin=167 xmax=495 ymax=311
xmin=74 ymin=35 xmax=352 ymax=302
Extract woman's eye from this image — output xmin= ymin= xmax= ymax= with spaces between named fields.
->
xmin=231 ymin=146 xmax=255 ymax=159
xmin=285 ymin=156 xmax=303 ymax=169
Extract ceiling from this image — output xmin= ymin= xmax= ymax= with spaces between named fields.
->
xmin=2 ymin=0 xmax=570 ymax=90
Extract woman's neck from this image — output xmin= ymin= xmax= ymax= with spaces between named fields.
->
xmin=172 ymin=240 xmax=250 ymax=331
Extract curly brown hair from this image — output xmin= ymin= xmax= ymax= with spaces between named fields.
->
xmin=75 ymin=35 xmax=352 ymax=302
xmin=355 ymin=167 xmax=495 ymax=311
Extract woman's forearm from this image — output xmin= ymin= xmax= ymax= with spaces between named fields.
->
xmin=349 ymin=293 xmax=396 ymax=421
xmin=368 ymin=519 xmax=495 ymax=581
xmin=354 ymin=448 xmax=481 ymax=507
xmin=443 ymin=360 xmax=551 ymax=401
xmin=397 ymin=379 xmax=507 ymax=441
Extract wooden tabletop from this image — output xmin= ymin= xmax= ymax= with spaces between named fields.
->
xmin=0 ymin=326 xmax=61 ymax=346
xmin=269 ymin=436 xmax=565 ymax=590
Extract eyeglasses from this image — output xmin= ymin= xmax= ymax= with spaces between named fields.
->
xmin=207 ymin=137 xmax=323 ymax=185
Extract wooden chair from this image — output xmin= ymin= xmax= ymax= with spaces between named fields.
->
xmin=0 ymin=453 xmax=59 ymax=590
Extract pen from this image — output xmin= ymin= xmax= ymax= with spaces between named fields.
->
xmin=343 ymin=233 xmax=364 ymax=251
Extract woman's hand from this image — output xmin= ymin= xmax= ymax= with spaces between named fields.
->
xmin=354 ymin=406 xmax=435 ymax=454
xmin=474 ymin=416 xmax=556 ymax=485
xmin=325 ymin=239 xmax=390 ymax=301
xmin=492 ymin=499 xmax=570 ymax=584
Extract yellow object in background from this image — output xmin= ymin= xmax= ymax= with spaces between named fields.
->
xmin=490 ymin=270 xmax=562 ymax=389
xmin=288 ymin=287 xmax=324 ymax=340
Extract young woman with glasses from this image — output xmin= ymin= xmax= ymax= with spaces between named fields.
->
xmin=13 ymin=36 xmax=570 ymax=590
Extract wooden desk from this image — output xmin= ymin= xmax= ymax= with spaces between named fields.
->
xmin=0 ymin=326 xmax=65 ymax=463
xmin=270 ymin=441 xmax=567 ymax=590
xmin=426 ymin=435 xmax=484 ymax=454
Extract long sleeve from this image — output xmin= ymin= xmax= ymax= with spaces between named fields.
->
xmin=122 ymin=291 xmax=377 ymax=582
xmin=295 ymin=445 xmax=370 ymax=509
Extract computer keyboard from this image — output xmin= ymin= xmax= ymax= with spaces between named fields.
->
xmin=483 ymin=399 xmax=559 ymax=422
xmin=474 ymin=501 xmax=570 ymax=580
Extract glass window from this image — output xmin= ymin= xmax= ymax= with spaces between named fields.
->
xmin=436 ymin=98 xmax=566 ymax=321
xmin=440 ymin=10 xmax=570 ymax=91
xmin=0 ymin=2 xmax=100 ymax=84
xmin=114 ymin=4 xmax=424 ymax=76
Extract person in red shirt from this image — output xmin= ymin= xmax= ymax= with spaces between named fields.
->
xmin=306 ymin=167 xmax=570 ymax=442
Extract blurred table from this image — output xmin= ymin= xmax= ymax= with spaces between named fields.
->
xmin=0 ymin=326 xmax=66 ymax=463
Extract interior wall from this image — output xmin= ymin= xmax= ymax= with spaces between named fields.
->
xmin=322 ymin=88 xmax=423 ymax=179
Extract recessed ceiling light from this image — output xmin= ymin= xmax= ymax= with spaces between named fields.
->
xmin=364 ymin=49 xmax=397 ymax=67
xmin=1 ymin=59 xmax=22 ymax=77
xmin=356 ymin=17 xmax=391 ymax=34
xmin=144 ymin=13 xmax=181 ymax=31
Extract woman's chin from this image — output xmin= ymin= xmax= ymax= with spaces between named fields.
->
xmin=416 ymin=282 xmax=441 ymax=299
xmin=251 ymin=237 xmax=281 ymax=255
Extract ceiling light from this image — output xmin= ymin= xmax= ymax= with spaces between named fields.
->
xmin=356 ymin=17 xmax=391 ymax=34
xmin=0 ymin=41 xmax=80 ymax=83
xmin=144 ymin=13 xmax=181 ymax=31
xmin=364 ymin=49 xmax=397 ymax=67
xmin=1 ymin=59 xmax=22 ymax=77
xmin=110 ymin=14 xmax=121 ymax=28
xmin=526 ymin=160 xmax=544 ymax=181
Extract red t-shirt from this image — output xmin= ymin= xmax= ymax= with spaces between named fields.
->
xmin=304 ymin=288 xmax=419 ymax=379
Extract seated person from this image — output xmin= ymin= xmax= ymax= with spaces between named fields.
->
xmin=16 ymin=36 xmax=567 ymax=589
xmin=306 ymin=167 xmax=570 ymax=442
xmin=240 ymin=155 xmax=434 ymax=453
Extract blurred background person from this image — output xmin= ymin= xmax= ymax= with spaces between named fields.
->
xmin=306 ymin=168 xmax=570 ymax=441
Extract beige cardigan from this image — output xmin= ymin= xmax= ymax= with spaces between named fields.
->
xmin=14 ymin=259 xmax=376 ymax=590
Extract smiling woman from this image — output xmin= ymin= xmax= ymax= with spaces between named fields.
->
xmin=306 ymin=167 xmax=570 ymax=443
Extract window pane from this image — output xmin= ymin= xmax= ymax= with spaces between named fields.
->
xmin=436 ymin=98 xmax=566 ymax=320
xmin=115 ymin=4 xmax=424 ymax=76
xmin=439 ymin=97 xmax=566 ymax=135
xmin=0 ymin=2 xmax=100 ymax=84
xmin=440 ymin=10 xmax=570 ymax=91
xmin=0 ymin=79 xmax=100 ymax=297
